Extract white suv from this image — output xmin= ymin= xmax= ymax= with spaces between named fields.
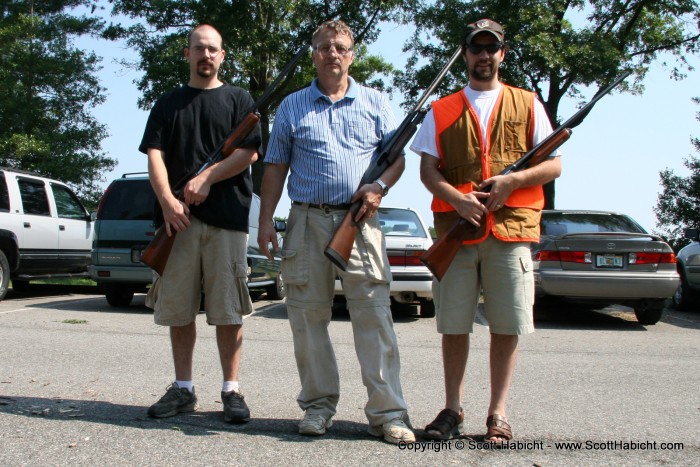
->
xmin=334 ymin=206 xmax=435 ymax=317
xmin=0 ymin=168 xmax=93 ymax=300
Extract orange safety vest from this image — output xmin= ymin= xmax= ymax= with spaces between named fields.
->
xmin=430 ymin=86 xmax=543 ymax=243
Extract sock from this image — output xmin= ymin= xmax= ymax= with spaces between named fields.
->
xmin=222 ymin=381 xmax=240 ymax=393
xmin=175 ymin=380 xmax=193 ymax=393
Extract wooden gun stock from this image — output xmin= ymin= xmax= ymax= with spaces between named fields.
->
xmin=324 ymin=201 xmax=363 ymax=270
xmin=141 ymin=113 xmax=261 ymax=275
xmin=421 ymin=128 xmax=572 ymax=281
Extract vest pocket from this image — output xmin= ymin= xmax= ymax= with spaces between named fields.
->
xmin=503 ymin=120 xmax=528 ymax=154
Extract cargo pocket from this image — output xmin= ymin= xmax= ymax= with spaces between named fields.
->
xmin=357 ymin=218 xmax=391 ymax=283
xmin=519 ymin=255 xmax=534 ymax=307
xmin=279 ymin=207 xmax=309 ymax=285
xmin=235 ymin=262 xmax=253 ymax=316
xmin=145 ymin=271 xmax=160 ymax=309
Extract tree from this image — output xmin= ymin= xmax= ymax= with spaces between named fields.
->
xmin=396 ymin=0 xmax=700 ymax=209
xmin=0 ymin=0 xmax=116 ymax=206
xmin=105 ymin=0 xmax=415 ymax=191
xmin=655 ymin=97 xmax=700 ymax=250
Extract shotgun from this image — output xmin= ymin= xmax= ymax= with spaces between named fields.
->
xmin=324 ymin=47 xmax=463 ymax=270
xmin=421 ymin=71 xmax=632 ymax=281
xmin=141 ymin=45 xmax=310 ymax=275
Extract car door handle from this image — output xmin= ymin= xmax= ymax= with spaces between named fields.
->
xmin=59 ymin=225 xmax=66 ymax=231
xmin=23 ymin=222 xmax=31 ymax=228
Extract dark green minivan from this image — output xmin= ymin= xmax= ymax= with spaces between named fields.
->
xmin=89 ymin=173 xmax=285 ymax=307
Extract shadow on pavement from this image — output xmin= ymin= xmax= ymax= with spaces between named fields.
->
xmin=0 ymin=395 xmax=378 ymax=442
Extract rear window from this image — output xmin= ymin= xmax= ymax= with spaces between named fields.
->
xmin=99 ymin=179 xmax=156 ymax=221
xmin=0 ymin=172 xmax=8 ymax=212
xmin=541 ymin=212 xmax=646 ymax=236
xmin=378 ymin=208 xmax=427 ymax=237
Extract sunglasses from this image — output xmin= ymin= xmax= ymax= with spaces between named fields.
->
xmin=467 ymin=43 xmax=503 ymax=54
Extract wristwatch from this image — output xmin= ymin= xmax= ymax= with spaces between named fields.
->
xmin=374 ymin=178 xmax=390 ymax=197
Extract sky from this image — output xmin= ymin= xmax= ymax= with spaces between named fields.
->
xmin=78 ymin=17 xmax=699 ymax=234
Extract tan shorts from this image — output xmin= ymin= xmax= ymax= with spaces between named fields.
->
xmin=433 ymin=235 xmax=535 ymax=335
xmin=147 ymin=216 xmax=253 ymax=326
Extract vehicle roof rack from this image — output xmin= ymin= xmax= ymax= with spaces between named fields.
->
xmin=121 ymin=172 xmax=149 ymax=178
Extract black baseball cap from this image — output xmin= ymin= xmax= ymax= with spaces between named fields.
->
xmin=463 ymin=18 xmax=505 ymax=45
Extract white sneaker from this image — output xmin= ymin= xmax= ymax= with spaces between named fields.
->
xmin=368 ymin=418 xmax=416 ymax=444
xmin=299 ymin=412 xmax=333 ymax=436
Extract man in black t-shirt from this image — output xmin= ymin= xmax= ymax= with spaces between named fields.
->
xmin=138 ymin=24 xmax=261 ymax=424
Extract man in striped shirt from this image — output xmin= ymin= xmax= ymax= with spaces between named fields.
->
xmin=258 ymin=20 xmax=413 ymax=445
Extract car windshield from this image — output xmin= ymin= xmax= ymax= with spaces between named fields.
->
xmin=378 ymin=208 xmax=427 ymax=237
xmin=541 ymin=212 xmax=647 ymax=236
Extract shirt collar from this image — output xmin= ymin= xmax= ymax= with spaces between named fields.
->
xmin=311 ymin=76 xmax=357 ymax=103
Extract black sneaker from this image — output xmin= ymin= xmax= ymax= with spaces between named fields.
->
xmin=147 ymin=383 xmax=199 ymax=418
xmin=221 ymin=390 xmax=250 ymax=423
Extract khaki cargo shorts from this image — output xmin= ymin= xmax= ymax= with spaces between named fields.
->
xmin=434 ymin=235 xmax=535 ymax=335
xmin=146 ymin=216 xmax=252 ymax=326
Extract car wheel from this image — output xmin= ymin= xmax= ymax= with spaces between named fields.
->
xmin=11 ymin=279 xmax=30 ymax=292
xmin=672 ymin=270 xmax=699 ymax=311
xmin=105 ymin=284 xmax=135 ymax=307
xmin=0 ymin=251 xmax=10 ymax=301
xmin=633 ymin=299 xmax=665 ymax=325
xmin=419 ymin=299 xmax=436 ymax=318
xmin=266 ymin=274 xmax=286 ymax=300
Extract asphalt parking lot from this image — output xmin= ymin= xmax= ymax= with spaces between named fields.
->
xmin=1 ymin=285 xmax=699 ymax=466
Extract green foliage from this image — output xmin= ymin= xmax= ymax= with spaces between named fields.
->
xmin=397 ymin=0 xmax=700 ymax=208
xmin=0 ymin=0 xmax=117 ymax=206
xmin=655 ymin=97 xmax=700 ymax=250
xmin=105 ymin=0 xmax=417 ymax=191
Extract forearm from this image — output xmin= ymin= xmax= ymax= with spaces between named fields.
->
xmin=197 ymin=147 xmax=259 ymax=185
xmin=147 ymin=149 xmax=175 ymax=205
xmin=507 ymin=157 xmax=562 ymax=190
xmin=259 ymin=163 xmax=289 ymax=223
xmin=377 ymin=155 xmax=405 ymax=188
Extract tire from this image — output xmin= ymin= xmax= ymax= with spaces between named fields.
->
xmin=672 ymin=270 xmax=699 ymax=311
xmin=266 ymin=274 xmax=286 ymax=300
xmin=633 ymin=299 xmax=665 ymax=325
xmin=11 ymin=279 xmax=30 ymax=292
xmin=0 ymin=250 xmax=10 ymax=301
xmin=419 ymin=299 xmax=436 ymax=318
xmin=105 ymin=284 xmax=135 ymax=307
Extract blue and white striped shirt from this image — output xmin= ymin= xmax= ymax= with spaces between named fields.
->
xmin=265 ymin=77 xmax=398 ymax=205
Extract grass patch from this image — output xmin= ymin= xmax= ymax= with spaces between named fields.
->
xmin=32 ymin=278 xmax=97 ymax=286
xmin=62 ymin=319 xmax=88 ymax=325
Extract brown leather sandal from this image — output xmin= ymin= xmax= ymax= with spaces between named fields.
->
xmin=485 ymin=414 xmax=512 ymax=444
xmin=423 ymin=408 xmax=464 ymax=440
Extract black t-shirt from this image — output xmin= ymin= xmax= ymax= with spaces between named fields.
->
xmin=139 ymin=84 xmax=262 ymax=231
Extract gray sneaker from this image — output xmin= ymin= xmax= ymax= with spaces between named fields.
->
xmin=148 ymin=383 xmax=199 ymax=418
xmin=299 ymin=412 xmax=333 ymax=436
xmin=222 ymin=390 xmax=251 ymax=423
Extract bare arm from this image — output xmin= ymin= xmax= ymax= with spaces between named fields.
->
xmin=479 ymin=156 xmax=562 ymax=210
xmin=419 ymin=154 xmax=489 ymax=227
xmin=351 ymin=155 xmax=406 ymax=222
xmin=147 ymin=149 xmax=190 ymax=236
xmin=182 ymin=147 xmax=259 ymax=206
xmin=257 ymin=163 xmax=290 ymax=260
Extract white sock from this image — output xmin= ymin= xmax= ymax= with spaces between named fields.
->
xmin=222 ymin=381 xmax=239 ymax=393
xmin=175 ymin=380 xmax=193 ymax=393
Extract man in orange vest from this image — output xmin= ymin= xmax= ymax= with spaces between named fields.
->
xmin=410 ymin=18 xmax=561 ymax=443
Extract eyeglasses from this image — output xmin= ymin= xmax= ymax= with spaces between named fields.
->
xmin=189 ymin=45 xmax=223 ymax=57
xmin=467 ymin=43 xmax=502 ymax=55
xmin=313 ymin=44 xmax=353 ymax=56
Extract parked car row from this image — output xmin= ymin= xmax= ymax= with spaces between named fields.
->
xmin=2 ymin=168 xmax=697 ymax=324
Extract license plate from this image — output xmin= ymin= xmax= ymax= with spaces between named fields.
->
xmin=596 ymin=254 xmax=623 ymax=268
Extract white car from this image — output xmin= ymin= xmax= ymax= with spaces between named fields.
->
xmin=335 ymin=206 xmax=435 ymax=317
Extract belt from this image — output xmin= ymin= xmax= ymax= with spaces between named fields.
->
xmin=292 ymin=201 xmax=352 ymax=211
